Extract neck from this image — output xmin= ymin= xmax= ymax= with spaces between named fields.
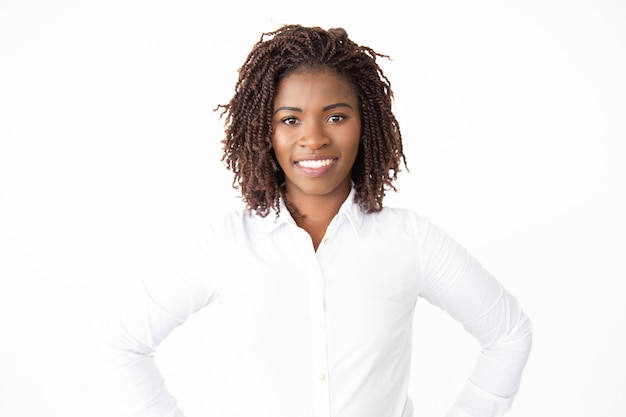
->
xmin=284 ymin=186 xmax=350 ymax=250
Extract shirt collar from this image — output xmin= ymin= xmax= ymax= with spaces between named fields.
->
xmin=252 ymin=186 xmax=364 ymax=236
xmin=336 ymin=186 xmax=364 ymax=234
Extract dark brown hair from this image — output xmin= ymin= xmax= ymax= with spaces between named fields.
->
xmin=217 ymin=24 xmax=406 ymax=216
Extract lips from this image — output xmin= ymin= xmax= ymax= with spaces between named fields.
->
xmin=294 ymin=157 xmax=338 ymax=176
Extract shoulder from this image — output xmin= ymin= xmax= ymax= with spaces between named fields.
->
xmin=365 ymin=206 xmax=459 ymax=254
xmin=206 ymin=206 xmax=284 ymax=237
xmin=366 ymin=206 xmax=434 ymax=235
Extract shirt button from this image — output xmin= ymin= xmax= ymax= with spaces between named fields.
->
xmin=319 ymin=373 xmax=326 ymax=381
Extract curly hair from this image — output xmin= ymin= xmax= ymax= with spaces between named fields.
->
xmin=217 ymin=24 xmax=406 ymax=216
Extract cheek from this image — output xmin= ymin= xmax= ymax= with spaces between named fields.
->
xmin=349 ymin=125 xmax=362 ymax=154
xmin=271 ymin=126 xmax=293 ymax=147
xmin=271 ymin=134 xmax=290 ymax=168
xmin=270 ymin=132 xmax=284 ymax=155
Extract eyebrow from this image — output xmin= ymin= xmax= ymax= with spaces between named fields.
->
xmin=273 ymin=102 xmax=354 ymax=115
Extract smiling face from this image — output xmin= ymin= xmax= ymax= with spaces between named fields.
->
xmin=272 ymin=68 xmax=361 ymax=207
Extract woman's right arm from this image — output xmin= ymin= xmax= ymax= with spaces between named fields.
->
xmin=100 ymin=229 xmax=219 ymax=417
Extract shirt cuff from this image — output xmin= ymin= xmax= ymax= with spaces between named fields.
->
xmin=445 ymin=405 xmax=474 ymax=417
xmin=447 ymin=379 xmax=514 ymax=417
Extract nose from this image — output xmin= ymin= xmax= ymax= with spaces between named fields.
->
xmin=298 ymin=121 xmax=330 ymax=150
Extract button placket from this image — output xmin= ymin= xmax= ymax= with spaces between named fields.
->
xmin=310 ymin=245 xmax=330 ymax=416
xmin=310 ymin=213 xmax=346 ymax=416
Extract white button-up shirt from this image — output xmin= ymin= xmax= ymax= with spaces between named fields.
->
xmin=103 ymin=188 xmax=532 ymax=417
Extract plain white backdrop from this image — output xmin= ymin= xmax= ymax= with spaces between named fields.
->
xmin=1 ymin=0 xmax=625 ymax=416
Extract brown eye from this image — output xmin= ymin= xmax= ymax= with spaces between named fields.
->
xmin=328 ymin=115 xmax=345 ymax=123
xmin=281 ymin=117 xmax=299 ymax=125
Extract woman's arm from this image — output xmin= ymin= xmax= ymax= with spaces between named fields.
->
xmin=418 ymin=220 xmax=532 ymax=417
xmin=100 ymin=229 xmax=218 ymax=416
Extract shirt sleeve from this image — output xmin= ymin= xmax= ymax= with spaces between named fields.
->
xmin=417 ymin=220 xmax=532 ymax=417
xmin=100 ymin=227 xmax=219 ymax=417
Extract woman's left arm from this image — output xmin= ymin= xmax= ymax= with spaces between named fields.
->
xmin=418 ymin=220 xmax=532 ymax=417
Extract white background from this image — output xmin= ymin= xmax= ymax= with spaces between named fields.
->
xmin=1 ymin=0 xmax=625 ymax=416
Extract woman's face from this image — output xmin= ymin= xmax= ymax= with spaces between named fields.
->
xmin=271 ymin=68 xmax=361 ymax=204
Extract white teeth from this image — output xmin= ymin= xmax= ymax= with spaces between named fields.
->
xmin=297 ymin=159 xmax=334 ymax=168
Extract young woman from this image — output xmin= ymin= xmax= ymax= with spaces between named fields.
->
xmin=104 ymin=25 xmax=532 ymax=417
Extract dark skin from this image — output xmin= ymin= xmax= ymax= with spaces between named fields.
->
xmin=271 ymin=68 xmax=361 ymax=250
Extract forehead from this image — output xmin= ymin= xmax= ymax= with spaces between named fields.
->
xmin=274 ymin=68 xmax=358 ymax=105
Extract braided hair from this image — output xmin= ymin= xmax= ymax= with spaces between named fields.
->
xmin=217 ymin=24 xmax=406 ymax=216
